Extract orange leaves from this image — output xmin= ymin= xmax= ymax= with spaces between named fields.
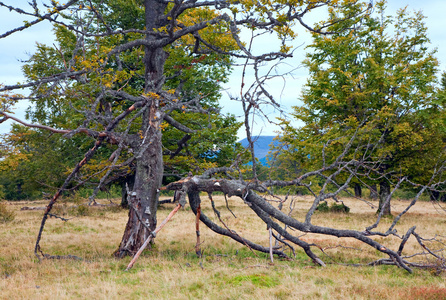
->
xmin=0 ymin=149 xmax=30 ymax=172
xmin=160 ymin=121 xmax=169 ymax=131
xmin=143 ymin=92 xmax=161 ymax=100
xmin=173 ymin=7 xmax=238 ymax=52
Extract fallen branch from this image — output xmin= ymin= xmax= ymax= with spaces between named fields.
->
xmin=125 ymin=203 xmax=182 ymax=271
xmin=21 ymin=206 xmax=46 ymax=211
xmin=195 ymin=204 xmax=202 ymax=257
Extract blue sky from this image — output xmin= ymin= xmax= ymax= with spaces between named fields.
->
xmin=1 ymin=1 xmax=445 ymax=138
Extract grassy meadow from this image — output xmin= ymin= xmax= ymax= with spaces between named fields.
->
xmin=1 ymin=195 xmax=446 ymax=299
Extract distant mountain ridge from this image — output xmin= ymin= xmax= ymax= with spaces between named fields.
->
xmin=239 ymin=135 xmax=279 ymax=165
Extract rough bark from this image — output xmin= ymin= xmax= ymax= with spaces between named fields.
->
xmin=114 ymin=107 xmax=164 ymax=257
xmin=378 ymin=180 xmax=391 ymax=216
xmin=164 ymin=175 xmax=413 ymax=272
xmin=114 ymin=0 xmax=168 ymax=257
xmin=120 ymin=174 xmax=135 ymax=209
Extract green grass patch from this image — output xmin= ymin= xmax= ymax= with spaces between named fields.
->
xmin=226 ymin=273 xmax=280 ymax=288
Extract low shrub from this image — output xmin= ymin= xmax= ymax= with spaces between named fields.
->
xmin=316 ymin=201 xmax=330 ymax=212
xmin=72 ymin=204 xmax=90 ymax=216
xmin=331 ymin=203 xmax=350 ymax=213
xmin=316 ymin=201 xmax=350 ymax=213
xmin=0 ymin=202 xmax=15 ymax=223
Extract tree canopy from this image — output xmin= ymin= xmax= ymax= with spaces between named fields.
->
xmin=276 ymin=0 xmax=445 ymax=214
xmin=0 ymin=7 xmax=244 ymax=201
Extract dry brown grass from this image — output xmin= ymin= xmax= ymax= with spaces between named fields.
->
xmin=1 ymin=196 xmax=445 ymax=299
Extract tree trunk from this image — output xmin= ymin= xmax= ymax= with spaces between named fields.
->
xmin=115 ymin=129 xmax=164 ymax=257
xmin=430 ymin=190 xmax=440 ymax=201
xmin=378 ymin=180 xmax=391 ymax=216
xmin=17 ymin=182 xmax=23 ymax=199
xmin=120 ymin=174 xmax=135 ymax=209
xmin=369 ymin=184 xmax=378 ymax=200
xmin=354 ymin=183 xmax=362 ymax=198
xmin=114 ymin=0 xmax=167 ymax=257
xmin=431 ymin=191 xmax=446 ymax=202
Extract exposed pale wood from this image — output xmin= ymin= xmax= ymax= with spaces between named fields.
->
xmin=195 ymin=204 xmax=202 ymax=257
xmin=125 ymin=203 xmax=181 ymax=271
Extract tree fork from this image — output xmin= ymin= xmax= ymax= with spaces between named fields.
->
xmin=34 ymin=99 xmax=144 ymax=259
xmin=247 ymin=199 xmax=326 ymax=267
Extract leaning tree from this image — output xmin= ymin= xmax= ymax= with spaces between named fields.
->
xmin=1 ymin=0 xmax=445 ymax=273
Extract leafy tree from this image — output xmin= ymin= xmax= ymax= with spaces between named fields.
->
xmin=0 ymin=3 xmax=243 ymax=201
xmin=277 ymin=0 xmax=443 ymax=215
xmin=427 ymin=71 xmax=446 ymax=201
xmin=0 ymin=122 xmax=108 ymax=200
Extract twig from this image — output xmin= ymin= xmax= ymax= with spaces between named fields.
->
xmin=208 ymin=193 xmax=258 ymax=257
xmin=48 ymin=213 xmax=71 ymax=222
xmin=224 ymin=194 xmax=237 ymax=218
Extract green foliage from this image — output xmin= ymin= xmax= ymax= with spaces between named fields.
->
xmin=0 ymin=202 xmax=15 ymax=223
xmin=315 ymin=201 xmax=330 ymax=212
xmin=331 ymin=203 xmax=350 ymax=213
xmin=70 ymin=204 xmax=90 ymax=217
xmin=0 ymin=125 xmax=90 ymax=200
xmin=162 ymin=111 xmax=244 ymax=179
xmin=73 ymin=186 xmax=121 ymax=201
xmin=226 ymin=274 xmax=279 ymax=288
xmin=316 ymin=201 xmax=350 ymax=213
xmin=0 ymin=1 xmax=245 ymax=200
xmin=276 ymin=0 xmax=445 ymax=192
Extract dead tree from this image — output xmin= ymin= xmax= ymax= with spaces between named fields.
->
xmin=160 ymin=132 xmax=446 ymax=273
xmin=0 ymin=0 xmax=373 ymax=259
xmin=3 ymin=1 xmax=445 ymax=274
